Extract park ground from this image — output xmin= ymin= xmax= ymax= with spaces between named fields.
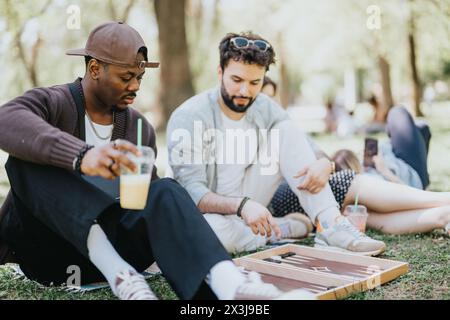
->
xmin=0 ymin=102 xmax=448 ymax=300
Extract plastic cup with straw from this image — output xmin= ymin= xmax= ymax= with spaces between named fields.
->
xmin=137 ymin=118 xmax=142 ymax=148
xmin=119 ymin=118 xmax=155 ymax=210
xmin=353 ymin=193 xmax=359 ymax=212
xmin=344 ymin=192 xmax=368 ymax=232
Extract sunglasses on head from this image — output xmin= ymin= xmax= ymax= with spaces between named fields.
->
xmin=230 ymin=37 xmax=271 ymax=52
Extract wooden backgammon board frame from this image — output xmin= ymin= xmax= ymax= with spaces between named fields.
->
xmin=234 ymin=244 xmax=409 ymax=300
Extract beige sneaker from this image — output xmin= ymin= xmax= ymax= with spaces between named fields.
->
xmin=314 ymin=217 xmax=386 ymax=256
xmin=114 ymin=269 xmax=158 ymax=300
xmin=270 ymin=213 xmax=313 ymax=242
xmin=233 ymin=271 xmax=315 ymax=300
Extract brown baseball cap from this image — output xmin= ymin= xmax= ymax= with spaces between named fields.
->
xmin=66 ymin=21 xmax=159 ymax=69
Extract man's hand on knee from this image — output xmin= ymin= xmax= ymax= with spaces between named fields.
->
xmin=294 ymin=158 xmax=332 ymax=194
xmin=240 ymin=200 xmax=281 ymax=238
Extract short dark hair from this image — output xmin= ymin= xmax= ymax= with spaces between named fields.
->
xmin=368 ymin=94 xmax=378 ymax=107
xmin=84 ymin=47 xmax=148 ymax=68
xmin=219 ymin=32 xmax=276 ymax=71
xmin=84 ymin=56 xmax=108 ymax=69
xmin=263 ymin=76 xmax=277 ymax=94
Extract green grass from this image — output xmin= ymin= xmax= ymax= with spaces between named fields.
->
xmin=346 ymin=230 xmax=449 ymax=300
xmin=0 ymin=102 xmax=449 ymax=300
xmin=0 ymin=268 xmax=177 ymax=300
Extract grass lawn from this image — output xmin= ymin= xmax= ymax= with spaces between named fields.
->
xmin=0 ymin=102 xmax=449 ymax=300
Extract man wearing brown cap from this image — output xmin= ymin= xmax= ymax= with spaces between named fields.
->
xmin=0 ymin=22 xmax=313 ymax=300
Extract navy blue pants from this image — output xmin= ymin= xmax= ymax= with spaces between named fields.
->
xmin=387 ymin=106 xmax=430 ymax=189
xmin=1 ymin=157 xmax=229 ymax=299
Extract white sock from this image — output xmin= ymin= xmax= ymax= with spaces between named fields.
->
xmin=87 ymin=224 xmax=136 ymax=291
xmin=317 ymin=207 xmax=342 ymax=229
xmin=205 ymin=260 xmax=246 ymax=300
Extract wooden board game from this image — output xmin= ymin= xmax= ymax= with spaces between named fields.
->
xmin=234 ymin=244 xmax=408 ymax=299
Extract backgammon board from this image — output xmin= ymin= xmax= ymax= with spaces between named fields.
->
xmin=234 ymin=244 xmax=408 ymax=299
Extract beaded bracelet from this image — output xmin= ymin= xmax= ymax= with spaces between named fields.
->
xmin=73 ymin=144 xmax=94 ymax=173
xmin=236 ymin=196 xmax=250 ymax=218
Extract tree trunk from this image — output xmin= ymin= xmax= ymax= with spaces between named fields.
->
xmin=187 ymin=0 xmax=220 ymax=81
xmin=154 ymin=0 xmax=195 ymax=130
xmin=121 ymin=0 xmax=135 ymax=22
xmin=377 ymin=55 xmax=394 ymax=122
xmin=409 ymin=31 xmax=423 ymax=116
xmin=29 ymin=37 xmax=43 ymax=87
xmin=277 ymin=33 xmax=290 ymax=108
xmin=279 ymin=59 xmax=290 ymax=109
xmin=356 ymin=68 xmax=366 ymax=103
xmin=407 ymin=1 xmax=424 ymax=117
xmin=108 ymin=0 xmax=135 ymax=22
xmin=108 ymin=0 xmax=117 ymax=20
xmin=6 ymin=0 xmax=52 ymax=88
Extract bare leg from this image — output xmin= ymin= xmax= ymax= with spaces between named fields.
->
xmin=367 ymin=206 xmax=450 ymax=234
xmin=343 ymin=174 xmax=450 ymax=213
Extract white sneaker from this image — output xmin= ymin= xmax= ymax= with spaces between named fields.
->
xmin=113 ymin=269 xmax=158 ymax=300
xmin=270 ymin=213 xmax=313 ymax=242
xmin=314 ymin=217 xmax=386 ymax=256
xmin=233 ymin=271 xmax=315 ymax=300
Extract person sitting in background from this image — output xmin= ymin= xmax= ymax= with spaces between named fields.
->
xmin=261 ymin=76 xmax=277 ymax=97
xmin=333 ymin=103 xmax=432 ymax=189
xmin=331 ymin=104 xmax=431 ymax=190
xmin=270 ymin=106 xmax=450 ymax=236
xmin=362 ymin=94 xmax=387 ymax=134
xmin=324 ymin=100 xmax=338 ymax=134
xmin=324 ymin=98 xmax=357 ymax=138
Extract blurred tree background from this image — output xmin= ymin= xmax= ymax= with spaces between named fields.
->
xmin=0 ymin=0 xmax=449 ymax=130
xmin=0 ymin=0 xmax=449 ymax=300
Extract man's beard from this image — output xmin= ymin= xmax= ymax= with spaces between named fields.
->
xmin=220 ymin=83 xmax=256 ymax=113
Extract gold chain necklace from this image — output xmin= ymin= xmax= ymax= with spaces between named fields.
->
xmin=85 ymin=110 xmax=115 ymax=140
